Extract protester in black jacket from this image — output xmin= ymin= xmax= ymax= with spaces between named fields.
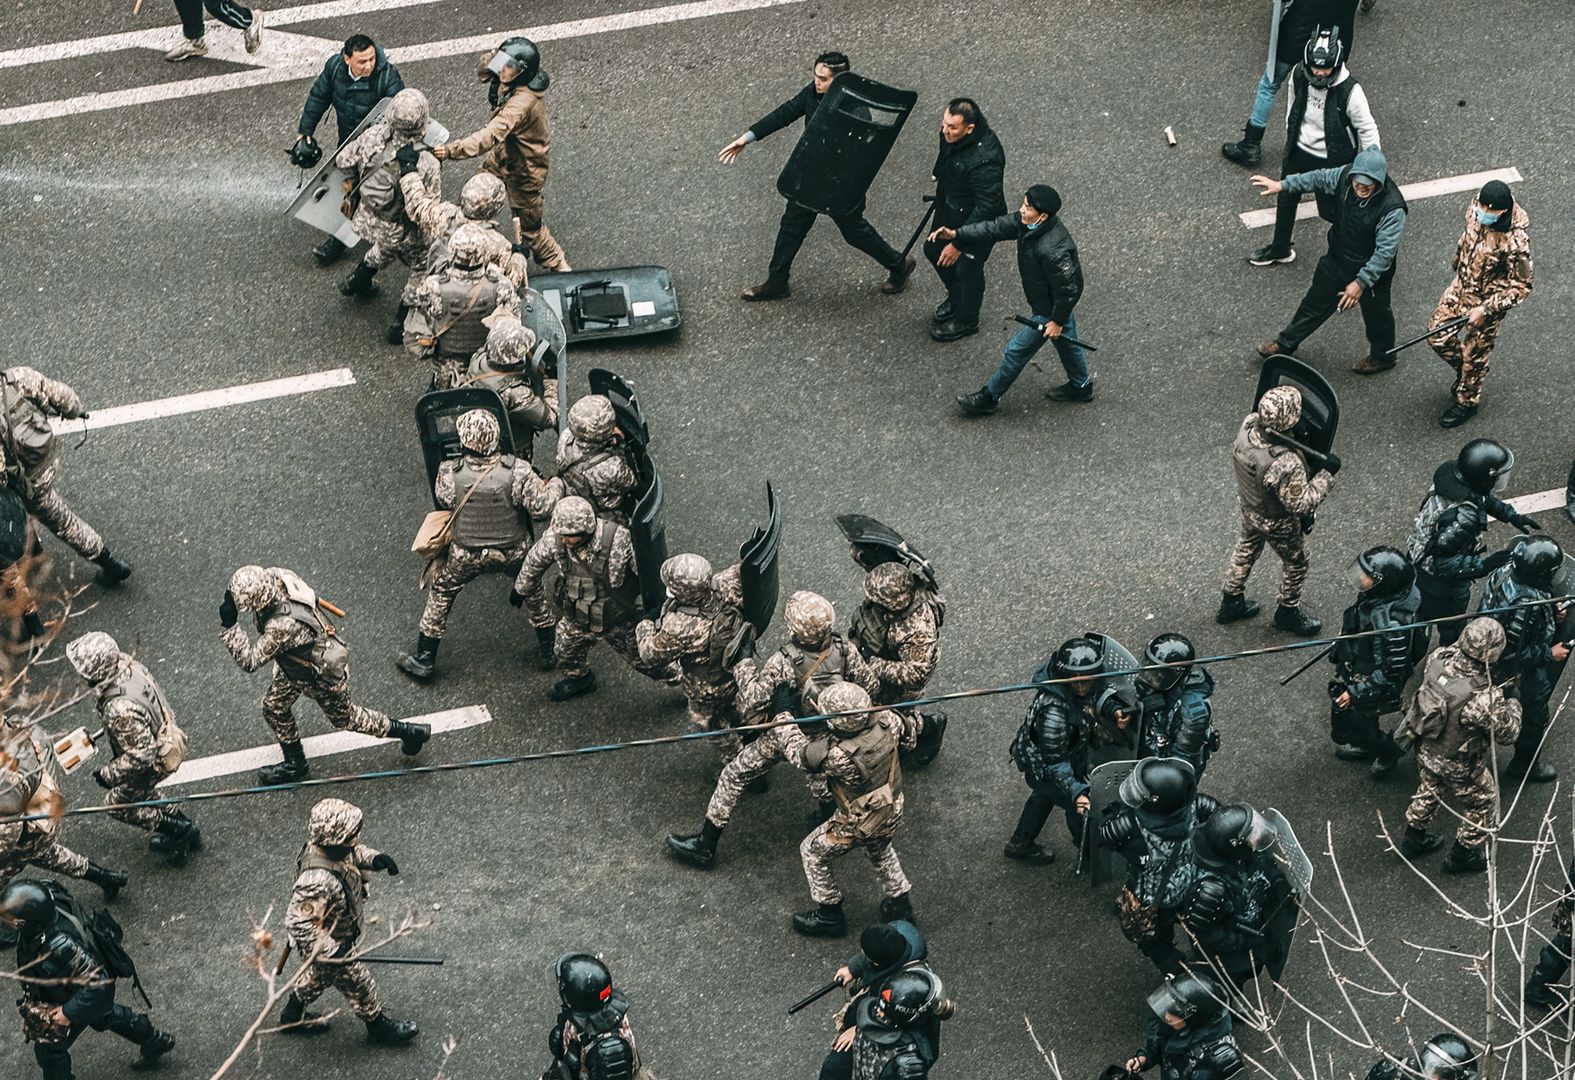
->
xmin=717 ymin=51 xmax=915 ymax=302
xmin=924 ymin=98 xmax=1007 ymax=342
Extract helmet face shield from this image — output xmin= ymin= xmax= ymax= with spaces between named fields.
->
xmin=1147 ymin=981 xmax=1190 ymax=1022
xmin=1243 ymin=808 xmax=1277 ymax=853
xmin=1492 ymin=447 xmax=1514 ymax=493
xmin=486 ymin=50 xmax=517 ymax=78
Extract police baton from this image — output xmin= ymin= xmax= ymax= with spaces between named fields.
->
xmin=1278 ymin=642 xmax=1335 ymax=686
xmin=897 ymin=196 xmax=937 ymax=265
xmin=787 ymin=977 xmax=844 ymax=1016
xmin=1264 ymin=429 xmax=1336 ymax=471
xmin=1384 ymin=315 xmax=1469 ymax=358
xmin=1011 ymin=315 xmax=1098 ymax=352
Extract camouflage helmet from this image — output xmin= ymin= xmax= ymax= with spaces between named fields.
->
xmin=819 ymin=680 xmax=875 ymax=734
xmin=785 ymin=590 xmax=836 ymax=646
xmin=448 ymin=223 xmax=493 ymax=270
xmin=485 ymin=319 xmax=536 ymax=370
xmin=660 ymin=553 xmax=713 ymax=603
xmin=551 ymin=496 xmax=597 ymax=538
xmin=308 ymin=798 xmax=363 ymax=847
xmin=1256 ymin=386 xmax=1303 ymax=432
xmin=456 ymin=409 xmax=500 ymax=455
xmin=65 ymin=631 xmax=122 ymax=685
xmin=1456 ymin=617 xmax=1507 ymax=664
xmin=459 ymin=172 xmax=507 ymax=220
xmin=229 ymin=565 xmax=283 ymax=611
xmin=567 ymin=395 xmax=617 ymax=447
xmin=387 ymin=89 xmax=430 ymax=136
xmin=864 ymin=562 xmax=917 ymax=612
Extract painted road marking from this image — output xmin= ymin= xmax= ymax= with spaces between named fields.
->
xmin=1506 ymin=488 xmax=1570 ymax=515
xmin=159 ymin=705 xmax=494 ymax=787
xmin=0 ymin=0 xmax=808 ymax=128
xmin=50 ymin=369 xmax=356 ymax=435
xmin=1238 ymin=168 xmax=1523 ymax=228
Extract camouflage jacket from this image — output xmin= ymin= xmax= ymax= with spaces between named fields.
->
xmin=635 ymin=564 xmax=744 ymax=695
xmin=733 ymin=636 xmax=879 ymax=718
xmin=1413 ymin=648 xmax=1521 ymax=774
xmin=287 ymin=841 xmax=382 ymax=954
xmin=0 ymin=366 xmax=85 ymax=482
xmin=849 ymin=592 xmax=942 ymax=702
xmin=220 ymin=619 xmax=315 ymax=675
xmin=94 ymin=677 xmax=167 ymax=787
xmin=397 ymin=172 xmax=527 ymax=286
xmin=1236 ymin=416 xmax=1333 ymax=520
xmin=1448 ymin=200 xmax=1533 ymax=316
xmin=550 ymin=432 xmax=637 ymax=521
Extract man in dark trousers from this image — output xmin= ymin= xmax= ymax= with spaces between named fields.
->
xmin=940 ymin=185 xmax=1089 ymax=416
xmin=718 ymin=51 xmax=916 ymax=302
xmin=1254 ymin=147 xmax=1406 ymax=372
xmin=923 ymin=98 xmax=1007 ymax=342
xmin=1222 ymin=0 xmax=1360 ymax=167
xmin=291 ymin=34 xmax=406 ymax=266
xmin=165 ymin=0 xmax=262 ymax=61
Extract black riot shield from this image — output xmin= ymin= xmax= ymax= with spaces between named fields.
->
xmin=414 ymin=388 xmax=514 ymax=496
xmin=628 ymin=456 xmax=668 ymax=617
xmin=1085 ymin=759 xmax=1140 ymax=886
xmin=834 ymin=514 xmax=940 ymax=592
xmin=1088 ymin=634 xmax=1143 ymax=769
xmin=1254 ymin=355 xmax=1340 ymax=456
xmin=776 ymin=73 xmax=917 ymax=218
xmin=519 ymin=288 xmax=568 ymax=378
xmin=1258 ymin=807 xmax=1312 ymax=981
xmin=587 ymin=368 xmax=652 ymax=459
xmin=532 ymin=267 xmax=681 ymax=344
xmin=0 ymin=487 xmax=28 ymax=569
xmin=738 ymin=482 xmax=784 ymax=635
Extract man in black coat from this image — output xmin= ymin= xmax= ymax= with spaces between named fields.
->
xmin=923 ymin=98 xmax=1007 ymax=342
xmin=291 ymin=34 xmax=406 ymax=266
xmin=718 ymin=51 xmax=915 ymax=302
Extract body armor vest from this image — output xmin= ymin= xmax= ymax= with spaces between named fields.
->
xmin=0 ymin=375 xmax=58 ymax=480
xmin=465 ymin=356 xmax=552 ymax=443
xmin=258 ymin=570 xmax=348 ymax=682
xmin=433 ymin=271 xmax=500 ymax=358
xmin=98 ymin=659 xmax=185 ymax=772
xmin=556 ymin=523 xmax=638 ymax=633
xmin=831 ymin=721 xmax=901 ymax=803
xmin=560 ymin=449 xmax=628 ymax=514
xmin=1232 ymin=425 xmax=1295 ymax=519
xmin=296 ymin=844 xmax=368 ymax=941
xmin=1409 ymin=650 xmax=1486 ymax=746
xmin=665 ymin=599 xmax=742 ymax=681
xmin=781 ymin=635 xmax=853 ymax=711
xmin=450 ymin=457 xmax=529 ymax=549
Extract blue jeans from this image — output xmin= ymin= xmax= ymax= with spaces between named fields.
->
xmin=984 ymin=312 xmax=1088 ymax=400
xmin=1247 ymin=59 xmax=1295 ymax=129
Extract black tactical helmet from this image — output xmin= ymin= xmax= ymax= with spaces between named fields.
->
xmin=487 ymin=36 xmax=549 ymax=91
xmin=1119 ymin=757 xmax=1198 ymax=817
xmin=1509 ymin=536 xmax=1564 ymax=592
xmin=1050 ymin=635 xmax=1104 ymax=683
xmin=1416 ymin=1032 xmax=1478 ymax=1080
xmin=1139 ymin=632 xmax=1196 ymax=692
xmin=0 ymin=880 xmax=54 ymax=933
xmin=1302 ymin=25 xmax=1344 ymax=87
xmin=1193 ymin=803 xmax=1275 ymax=866
xmin=1357 ymin=546 xmax=1416 ymax=601
xmin=1147 ymin=972 xmax=1227 ymax=1027
xmin=1453 ymin=439 xmax=1514 ymax=495
xmin=857 ymin=968 xmax=942 ymax=1045
xmin=555 ymin=952 xmax=614 ymax=1012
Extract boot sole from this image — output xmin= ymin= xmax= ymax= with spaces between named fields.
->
xmin=1247 ymin=252 xmax=1296 ymax=267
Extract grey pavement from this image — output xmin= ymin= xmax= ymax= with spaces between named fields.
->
xmin=1 ymin=0 xmax=1574 ymax=1076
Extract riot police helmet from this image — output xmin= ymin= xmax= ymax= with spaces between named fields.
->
xmin=487 ymin=36 xmax=549 ymax=92
xmin=1146 ymin=971 xmax=1227 ymax=1027
xmin=1453 ymin=439 xmax=1514 ymax=495
xmin=1139 ymin=633 xmax=1196 ymax=692
xmin=0 ymin=880 xmax=54 ymax=933
xmin=1415 ymin=1032 xmax=1478 ymax=1080
xmin=1119 ymin=757 xmax=1198 ymax=818
xmin=1192 ymin=803 xmax=1276 ymax=866
xmin=1509 ymin=536 xmax=1563 ymax=592
xmin=1356 ymin=546 xmax=1416 ymax=601
xmin=556 ymin=952 xmax=614 ymax=1012
xmin=1050 ymin=635 xmax=1105 ymax=694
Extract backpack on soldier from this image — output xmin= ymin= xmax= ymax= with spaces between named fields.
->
xmin=1403 ymin=649 xmax=1477 ymax=742
xmin=0 ymin=375 xmax=59 ymax=486
xmin=43 ymin=881 xmax=150 ymax=1005
xmin=357 ymin=137 xmax=418 ymax=218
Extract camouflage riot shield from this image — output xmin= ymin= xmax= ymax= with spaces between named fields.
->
xmin=738 ymin=482 xmax=784 ymax=635
xmin=834 ymin=513 xmax=939 ymax=592
xmin=776 ymin=73 xmax=918 ymax=218
xmin=1085 ymin=759 xmax=1140 ymax=886
xmin=628 ymin=456 xmax=668 ymax=618
xmin=414 ymin=387 xmax=514 ymax=496
xmin=1255 ymin=354 xmax=1340 ymax=456
xmin=587 ymin=368 xmax=652 ymax=459
xmin=532 ymin=267 xmax=681 ymax=344
xmin=1259 ymin=807 xmax=1312 ymax=981
xmin=1088 ymin=634 xmax=1143 ymax=768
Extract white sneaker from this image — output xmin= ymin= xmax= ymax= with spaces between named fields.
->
xmin=244 ymin=8 xmax=264 ymax=53
xmin=164 ymin=37 xmax=209 ymax=62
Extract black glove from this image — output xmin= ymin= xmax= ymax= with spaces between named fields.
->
xmin=1321 ymin=451 xmax=1342 ymax=475
xmin=731 ymin=627 xmax=757 ymax=663
xmin=92 ymin=767 xmax=114 ymax=790
xmin=219 ymin=590 xmax=238 ymax=629
xmin=768 ymin=682 xmax=796 ymax=717
xmin=1481 ymin=548 xmax=1514 ymax=573
xmin=395 ymin=144 xmax=419 ymax=176
xmin=1515 ymin=514 xmax=1543 ymax=534
xmin=508 ymin=587 xmax=527 ymax=609
xmin=371 ymin=853 xmax=400 ymax=875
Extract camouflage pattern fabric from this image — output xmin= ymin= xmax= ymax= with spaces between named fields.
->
xmin=1429 ymin=200 xmax=1534 ymax=407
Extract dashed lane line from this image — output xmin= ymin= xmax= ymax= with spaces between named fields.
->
xmin=1506 ymin=488 xmax=1571 ymax=516
xmin=50 ymin=369 xmax=356 ymax=435
xmin=1238 ymin=167 xmax=1523 ymax=228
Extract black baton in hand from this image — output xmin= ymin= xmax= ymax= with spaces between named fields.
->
xmin=788 ymin=977 xmax=844 ymax=1016
xmin=1012 ymin=314 xmax=1098 ymax=352
xmin=1384 ymin=315 xmax=1469 ymax=358
xmin=898 ymin=196 xmax=937 ymax=264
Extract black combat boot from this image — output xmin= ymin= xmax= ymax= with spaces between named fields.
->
xmin=535 ymin=626 xmax=556 ymax=669
xmin=907 ymin=712 xmax=948 ymax=767
xmin=134 ymin=1030 xmax=176 ymax=1068
xmin=879 ymin=892 xmax=916 ymax=925
xmin=19 ymin=610 xmax=45 ymax=642
xmin=1221 ymin=123 xmax=1265 ymax=167
xmin=1399 ymin=826 xmax=1444 ymax=857
xmin=792 ymin=902 xmax=848 ymax=938
xmin=1524 ymin=941 xmax=1570 ymax=1013
xmin=259 ymin=741 xmax=310 ymax=785
xmin=93 ymin=550 xmax=133 ymax=586
xmin=396 ymin=634 xmax=441 ymax=682
xmin=1215 ymin=592 xmax=1260 ymax=624
xmin=340 ymin=259 xmax=380 ymax=298
xmin=1442 ymin=841 xmax=1488 ymax=874
xmin=548 ymin=671 xmax=598 ymax=702
xmin=1003 ymin=839 xmax=1056 ymax=865
xmin=388 ymin=720 xmax=431 ymax=756
xmin=1504 ymin=749 xmax=1557 ymax=785
xmin=666 ymin=820 xmax=722 ymax=870
xmin=1439 ymin=402 xmax=1478 ymax=429
xmin=150 ymin=815 xmax=202 ymax=867
xmin=932 ymin=297 xmax=955 ymax=323
xmin=929 ymin=319 xmax=979 ymax=342
xmin=385 ymin=303 xmax=410 ymax=346
xmin=84 ymin=861 xmax=129 ymax=901
xmin=1272 ymin=605 xmax=1322 ymax=635
xmin=880 ymin=254 xmax=916 ymax=295
xmin=313 ymin=235 xmax=348 ymax=266
xmin=954 ymin=388 xmax=998 ymax=417
xmin=364 ymin=1012 xmax=419 ymax=1045
xmin=279 ymin=993 xmax=331 ymax=1035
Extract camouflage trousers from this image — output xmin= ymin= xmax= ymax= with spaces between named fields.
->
xmin=1221 ymin=510 xmax=1308 ymax=607
xmin=1405 ymin=757 xmax=1498 ymax=849
xmin=26 ymin=477 xmax=105 ymax=561
xmin=360 ymin=224 xmax=430 ymax=306
xmin=1428 ymin=285 xmax=1503 ymax=407
xmin=263 ymin=668 xmax=391 ymax=745
xmin=510 ymin=190 xmax=570 ymax=271
xmin=0 ymin=824 xmax=91 ymax=892
xmin=294 ymin=955 xmax=383 ymax=1020
xmin=555 ymin=618 xmax=672 ymax=682
xmin=107 ymin=771 xmax=169 ymax=833
xmin=800 ymin=799 xmax=909 ymax=906
xmin=704 ymin=724 xmax=828 ymax=828
xmin=418 ymin=542 xmax=528 ymax=638
xmin=685 ymin=683 xmax=742 ymax=761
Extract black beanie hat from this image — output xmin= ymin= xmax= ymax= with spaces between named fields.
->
xmin=1478 ymin=180 xmax=1512 ymax=211
xmin=1025 ymin=184 xmax=1062 ymax=217
xmin=860 ymin=924 xmax=906 ymax=967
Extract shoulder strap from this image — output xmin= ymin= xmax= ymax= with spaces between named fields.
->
xmin=451 ymin=460 xmax=502 ymax=514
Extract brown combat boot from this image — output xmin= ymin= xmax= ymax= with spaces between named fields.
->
xmin=1351 ymin=354 xmax=1396 ymax=375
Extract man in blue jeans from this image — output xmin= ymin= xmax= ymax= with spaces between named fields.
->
xmin=937 ymin=185 xmax=1088 ymax=417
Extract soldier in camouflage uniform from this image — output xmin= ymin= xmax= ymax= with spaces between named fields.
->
xmin=396 ymin=161 xmax=527 ymax=287
xmin=849 ymin=562 xmax=947 ymax=767
xmin=65 ymin=632 xmax=200 ymax=865
xmin=781 ymin=681 xmax=914 ymax=937
xmin=397 ymin=410 xmax=556 ymax=683
xmin=549 ymin=396 xmax=638 ymax=524
xmin=1399 ymin=617 xmax=1521 ymax=874
xmin=404 ymin=223 xmax=520 ymax=387
xmin=1525 ymin=865 xmax=1574 ymax=1014
xmin=0 ymin=366 xmax=132 ymax=585
xmin=514 ymin=496 xmax=673 ymax=701
xmin=278 ymin=799 xmax=418 ymax=1045
xmin=444 ymin=320 xmax=558 ymax=462
xmin=1216 ymin=385 xmax=1336 ymax=635
xmin=338 ymin=89 xmax=442 ymax=345
xmin=1428 ymin=181 xmax=1534 ymax=428
xmin=635 ymin=553 xmax=747 ymax=759
xmin=220 ymin=565 xmax=431 ymax=784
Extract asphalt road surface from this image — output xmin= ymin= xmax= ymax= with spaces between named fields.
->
xmin=2 ymin=0 xmax=1574 ymax=1077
